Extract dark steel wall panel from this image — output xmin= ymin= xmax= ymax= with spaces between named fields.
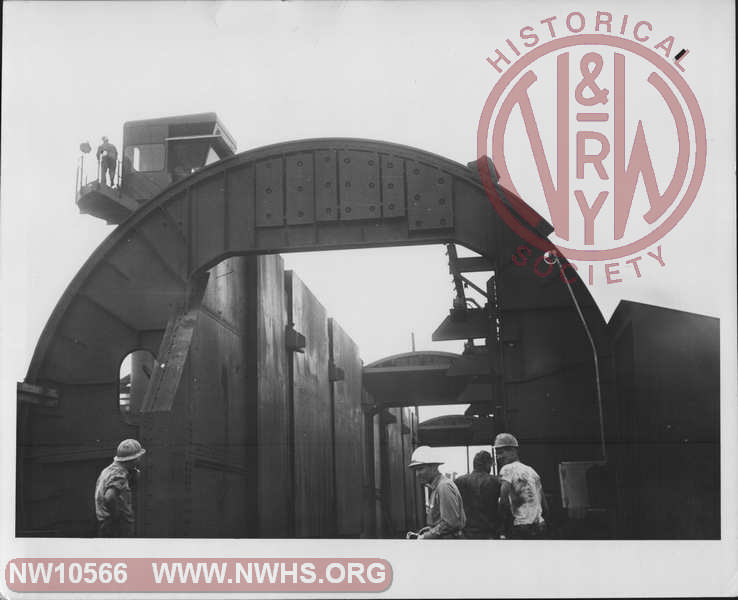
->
xmin=380 ymin=155 xmax=405 ymax=218
xmin=256 ymin=255 xmax=292 ymax=537
xmin=16 ymin=382 xmax=138 ymax=536
xmin=140 ymin=411 xmax=183 ymax=537
xmin=81 ymin=262 xmax=182 ymax=334
xmin=163 ymin=192 xmax=189 ymax=241
xmin=314 ymin=150 xmax=339 ymax=221
xmin=406 ymin=160 xmax=453 ymax=231
xmin=255 ymin=158 xmax=284 ymax=227
xmin=338 ymin=150 xmax=381 ymax=220
xmin=201 ymin=258 xmax=246 ymax=332
xmin=192 ymin=177 xmax=227 ymax=269
xmin=225 ymin=165 xmax=255 ymax=252
xmin=330 ymin=318 xmax=364 ymax=536
xmin=289 ymin=272 xmax=335 ymax=537
xmin=608 ymin=303 xmax=719 ymax=539
xmin=107 ymin=231 xmax=184 ymax=290
xmin=504 ymin=370 xmax=601 ymax=443
xmin=140 ymin=256 xmax=253 ymax=538
xmin=137 ymin=209 xmax=189 ymax=281
xmin=286 ymin=153 xmax=316 ymax=225
xmin=42 ymin=296 xmax=140 ymax=383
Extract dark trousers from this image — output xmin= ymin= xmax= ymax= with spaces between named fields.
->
xmin=463 ymin=530 xmax=495 ymax=539
xmin=100 ymin=157 xmax=116 ymax=186
xmin=97 ymin=518 xmax=133 ymax=537
xmin=509 ymin=522 xmax=547 ymax=539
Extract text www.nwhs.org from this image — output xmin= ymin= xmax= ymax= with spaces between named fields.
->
xmin=6 ymin=558 xmax=392 ymax=592
xmin=151 ymin=561 xmax=388 ymax=585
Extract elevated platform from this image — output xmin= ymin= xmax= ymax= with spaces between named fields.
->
xmin=418 ymin=414 xmax=497 ymax=446
xmin=363 ymin=352 xmax=472 ymax=409
xmin=76 ymin=181 xmax=140 ymax=225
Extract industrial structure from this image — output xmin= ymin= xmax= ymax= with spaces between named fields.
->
xmin=17 ymin=113 xmax=719 ymax=539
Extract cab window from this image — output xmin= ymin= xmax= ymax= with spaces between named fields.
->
xmin=124 ymin=144 xmax=165 ymax=172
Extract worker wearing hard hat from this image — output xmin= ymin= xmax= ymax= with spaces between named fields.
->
xmin=406 ymin=446 xmax=466 ymax=539
xmin=454 ymin=450 xmax=501 ymax=539
xmin=96 ymin=136 xmax=118 ymax=187
xmin=494 ymin=433 xmax=548 ymax=539
xmin=94 ymin=439 xmax=146 ymax=536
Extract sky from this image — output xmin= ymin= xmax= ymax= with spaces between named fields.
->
xmin=1 ymin=1 xmax=736 ymax=597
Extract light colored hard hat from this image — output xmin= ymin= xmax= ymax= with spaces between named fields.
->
xmin=408 ymin=445 xmax=443 ymax=468
xmin=493 ymin=433 xmax=519 ymax=448
xmin=114 ymin=439 xmax=146 ymax=462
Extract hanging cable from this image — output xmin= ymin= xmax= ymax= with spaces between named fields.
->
xmin=544 ymin=250 xmax=607 ymax=463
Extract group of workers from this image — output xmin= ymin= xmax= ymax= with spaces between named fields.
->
xmin=95 ymin=432 xmax=546 ymax=539
xmin=406 ymin=433 xmax=548 ymax=540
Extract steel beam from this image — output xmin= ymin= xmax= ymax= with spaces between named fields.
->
xmin=141 ymin=272 xmax=209 ymax=412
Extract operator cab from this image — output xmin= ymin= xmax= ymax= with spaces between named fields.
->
xmin=76 ymin=112 xmax=236 ymax=224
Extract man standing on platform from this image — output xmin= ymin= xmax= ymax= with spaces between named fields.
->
xmin=96 ymin=136 xmax=118 ymax=187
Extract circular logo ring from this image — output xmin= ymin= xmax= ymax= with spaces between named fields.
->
xmin=477 ymin=34 xmax=707 ymax=261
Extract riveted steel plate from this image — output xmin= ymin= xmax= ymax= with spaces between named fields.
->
xmin=225 ymin=165 xmax=255 ymax=252
xmin=406 ymin=160 xmax=453 ymax=231
xmin=255 ymin=158 xmax=284 ymax=227
xmin=381 ymin=155 xmax=405 ymax=218
xmin=285 ymin=153 xmax=315 ymax=225
xmin=338 ymin=149 xmax=380 ymax=220
xmin=315 ymin=150 xmax=338 ymax=221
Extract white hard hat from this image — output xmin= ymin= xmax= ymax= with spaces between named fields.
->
xmin=408 ymin=445 xmax=443 ymax=468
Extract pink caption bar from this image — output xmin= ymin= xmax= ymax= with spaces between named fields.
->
xmin=5 ymin=558 xmax=392 ymax=592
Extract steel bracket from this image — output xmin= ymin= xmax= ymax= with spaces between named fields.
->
xmin=329 ymin=361 xmax=345 ymax=382
xmin=285 ymin=324 xmax=306 ymax=353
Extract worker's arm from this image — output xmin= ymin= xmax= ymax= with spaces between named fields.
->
xmin=103 ymin=487 xmax=120 ymax=518
xmin=421 ymin=485 xmax=463 ymax=539
xmin=498 ymin=479 xmax=512 ymax=538
xmin=540 ymin=486 xmax=549 ymax=520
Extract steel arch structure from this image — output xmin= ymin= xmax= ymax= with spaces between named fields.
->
xmin=18 ymin=138 xmax=612 ymax=537
xmin=27 ymin=138 xmax=603 ymax=386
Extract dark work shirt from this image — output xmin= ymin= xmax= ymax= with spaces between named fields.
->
xmin=96 ymin=142 xmax=118 ymax=161
xmin=94 ymin=462 xmax=134 ymax=536
xmin=454 ymin=470 xmax=501 ymax=537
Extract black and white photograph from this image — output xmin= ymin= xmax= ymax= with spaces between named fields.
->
xmin=1 ymin=1 xmax=735 ymax=597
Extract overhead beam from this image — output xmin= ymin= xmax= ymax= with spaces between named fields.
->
xmin=455 ymin=256 xmax=494 ymax=273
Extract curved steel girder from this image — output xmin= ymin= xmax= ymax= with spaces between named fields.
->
xmin=27 ymin=138 xmax=604 ymax=385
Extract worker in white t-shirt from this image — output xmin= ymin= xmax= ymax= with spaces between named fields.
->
xmin=494 ymin=433 xmax=548 ymax=539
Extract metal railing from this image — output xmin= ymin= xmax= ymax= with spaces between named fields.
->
xmin=95 ymin=157 xmax=122 ymax=188
xmin=76 ymin=156 xmax=122 ymax=197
